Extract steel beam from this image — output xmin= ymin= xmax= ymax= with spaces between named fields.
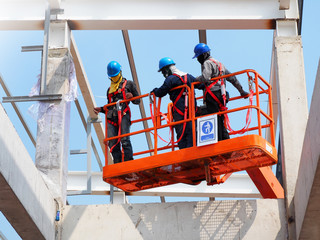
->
xmin=122 ymin=30 xmax=153 ymax=152
xmin=279 ymin=0 xmax=290 ymax=10
xmin=21 ymin=45 xmax=43 ymax=52
xmin=0 ymin=75 xmax=36 ymax=147
xmin=198 ymin=30 xmax=207 ymax=44
xmin=0 ymin=0 xmax=300 ymax=31
xmin=2 ymin=94 xmax=62 ymax=103
xmin=74 ymin=99 xmax=103 ymax=170
xmin=67 ymin=171 xmax=262 ymax=198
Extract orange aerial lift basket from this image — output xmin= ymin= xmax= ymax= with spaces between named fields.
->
xmin=102 ymin=70 xmax=283 ymax=198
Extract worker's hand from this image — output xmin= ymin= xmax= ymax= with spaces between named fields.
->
xmin=93 ymin=107 xmax=101 ymax=115
xmin=150 ymin=88 xmax=157 ymax=94
xmin=240 ymin=90 xmax=249 ymax=99
xmin=126 ymin=92 xmax=133 ymax=99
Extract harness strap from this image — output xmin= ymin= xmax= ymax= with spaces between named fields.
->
xmin=172 ymin=74 xmax=188 ymax=116
xmin=203 ymin=59 xmax=227 ymax=111
xmin=107 ymin=80 xmax=131 ymax=117
xmin=107 ymin=80 xmax=131 ymax=156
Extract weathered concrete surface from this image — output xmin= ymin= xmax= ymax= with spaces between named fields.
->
xmin=35 ymin=47 xmax=71 ymax=204
xmin=0 ymin=103 xmax=56 ymax=240
xmin=275 ymin=36 xmax=309 ymax=239
xmin=295 ymin=60 xmax=320 ymax=239
xmin=62 ymin=199 xmax=286 ymax=240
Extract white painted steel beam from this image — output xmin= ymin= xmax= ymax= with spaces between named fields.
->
xmin=67 ymin=171 xmax=261 ymax=198
xmin=48 ymin=0 xmax=61 ymax=10
xmin=279 ymin=0 xmax=290 ymax=10
xmin=0 ymin=0 xmax=299 ymax=31
xmin=276 ymin=20 xmax=298 ymax=37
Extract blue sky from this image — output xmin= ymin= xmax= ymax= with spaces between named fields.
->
xmin=0 ymin=1 xmax=320 ymax=239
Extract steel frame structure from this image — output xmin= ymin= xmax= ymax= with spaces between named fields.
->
xmin=0 ymin=0 xmax=300 ymax=198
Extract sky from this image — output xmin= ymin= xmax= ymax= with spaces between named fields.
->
xmin=0 ymin=0 xmax=320 ymax=239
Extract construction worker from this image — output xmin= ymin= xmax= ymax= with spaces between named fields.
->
xmin=151 ymin=57 xmax=202 ymax=149
xmin=94 ymin=61 xmax=140 ymax=163
xmin=193 ymin=43 xmax=249 ymax=141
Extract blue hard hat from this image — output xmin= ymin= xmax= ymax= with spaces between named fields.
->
xmin=158 ymin=57 xmax=175 ymax=72
xmin=192 ymin=43 xmax=211 ymax=59
xmin=107 ymin=61 xmax=122 ymax=77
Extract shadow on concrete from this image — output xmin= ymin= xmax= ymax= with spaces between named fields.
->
xmin=122 ymin=200 xmax=257 ymax=240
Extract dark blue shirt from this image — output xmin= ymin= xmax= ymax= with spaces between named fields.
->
xmin=152 ymin=74 xmax=203 ymax=115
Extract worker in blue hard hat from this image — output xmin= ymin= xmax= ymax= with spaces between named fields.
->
xmin=151 ymin=57 xmax=203 ymax=149
xmin=94 ymin=61 xmax=140 ymax=164
xmin=193 ymin=43 xmax=249 ymax=141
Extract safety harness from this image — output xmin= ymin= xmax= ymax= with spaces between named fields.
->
xmin=204 ymin=59 xmax=253 ymax=135
xmin=204 ymin=59 xmax=228 ymax=111
xmin=149 ymin=74 xmax=189 ymax=145
xmin=107 ymin=79 xmax=131 ymax=127
xmin=107 ymin=79 xmax=131 ymax=153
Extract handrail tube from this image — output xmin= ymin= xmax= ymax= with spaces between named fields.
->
xmin=133 ymin=145 xmax=178 ymax=156
xmin=104 ymin=106 xmax=270 ymax=142
xmin=254 ymin=72 xmax=262 ymax=136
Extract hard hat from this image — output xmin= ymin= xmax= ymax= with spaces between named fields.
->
xmin=192 ymin=43 xmax=211 ymax=59
xmin=107 ymin=61 xmax=122 ymax=77
xmin=158 ymin=57 xmax=175 ymax=72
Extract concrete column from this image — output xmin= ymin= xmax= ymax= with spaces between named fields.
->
xmin=274 ymin=35 xmax=308 ymax=239
xmin=35 ymin=21 xmax=71 ymax=205
xmin=294 ymin=60 xmax=320 ymax=239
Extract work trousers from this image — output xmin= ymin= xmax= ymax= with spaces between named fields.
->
xmin=205 ymin=90 xmax=230 ymax=141
xmin=107 ymin=113 xmax=133 ymax=164
xmin=173 ymin=111 xmax=194 ymax=149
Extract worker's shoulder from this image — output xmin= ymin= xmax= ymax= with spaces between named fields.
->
xmin=124 ymin=78 xmax=135 ymax=85
xmin=186 ymin=73 xmax=196 ymax=79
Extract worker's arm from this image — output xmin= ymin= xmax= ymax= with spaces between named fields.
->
xmin=195 ymin=60 xmax=218 ymax=83
xmin=127 ymin=80 xmax=141 ymax=105
xmin=189 ymin=74 xmax=205 ymax=90
xmin=151 ymin=77 xmax=173 ymax=98
xmin=93 ymin=88 xmax=109 ymax=114
xmin=225 ymin=69 xmax=249 ymax=98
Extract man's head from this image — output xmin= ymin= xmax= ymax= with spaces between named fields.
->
xmin=158 ymin=57 xmax=176 ymax=78
xmin=107 ymin=61 xmax=122 ymax=79
xmin=193 ymin=43 xmax=211 ymax=64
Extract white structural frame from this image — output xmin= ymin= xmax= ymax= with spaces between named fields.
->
xmin=0 ymin=0 xmax=300 ymax=200
xmin=1 ymin=0 xmax=314 ymax=240
xmin=0 ymin=0 xmax=298 ymax=30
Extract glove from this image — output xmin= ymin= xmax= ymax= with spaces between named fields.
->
xmin=240 ymin=90 xmax=249 ymax=99
xmin=93 ymin=107 xmax=101 ymax=115
xmin=126 ymin=92 xmax=133 ymax=99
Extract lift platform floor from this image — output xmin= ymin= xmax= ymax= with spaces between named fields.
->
xmin=103 ymin=135 xmax=277 ymax=192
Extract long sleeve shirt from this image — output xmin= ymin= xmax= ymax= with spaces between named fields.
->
xmin=196 ymin=57 xmax=244 ymax=94
xmin=152 ymin=73 xmax=202 ymax=115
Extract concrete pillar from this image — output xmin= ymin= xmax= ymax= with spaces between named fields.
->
xmin=35 ymin=21 xmax=71 ymax=205
xmin=274 ymin=32 xmax=308 ymax=238
xmin=294 ymin=60 xmax=320 ymax=239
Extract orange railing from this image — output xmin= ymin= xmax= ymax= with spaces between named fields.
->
xmin=103 ymin=69 xmax=275 ymax=166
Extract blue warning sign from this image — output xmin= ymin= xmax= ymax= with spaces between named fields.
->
xmin=200 ymin=120 xmax=214 ymax=141
xmin=197 ymin=115 xmax=218 ymax=146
